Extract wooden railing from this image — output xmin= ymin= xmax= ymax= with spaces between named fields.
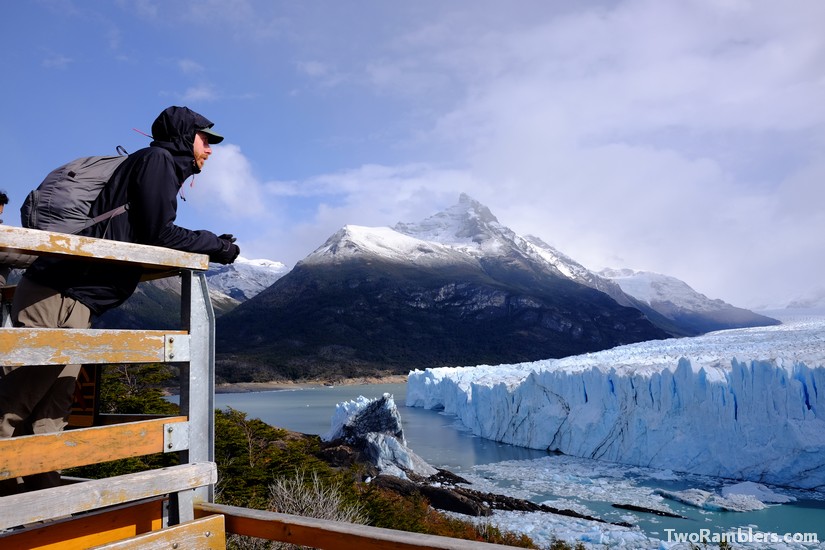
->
xmin=0 ymin=225 xmax=523 ymax=549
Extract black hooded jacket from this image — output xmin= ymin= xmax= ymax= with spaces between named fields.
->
xmin=24 ymin=106 xmax=227 ymax=315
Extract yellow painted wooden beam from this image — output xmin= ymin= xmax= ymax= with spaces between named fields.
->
xmin=0 ymin=498 xmax=165 ymax=550
xmin=0 ymin=417 xmax=188 ymax=479
xmin=0 ymin=329 xmax=189 ymax=366
xmin=88 ymin=514 xmax=225 ymax=550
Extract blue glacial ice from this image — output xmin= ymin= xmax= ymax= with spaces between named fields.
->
xmin=407 ymin=313 xmax=825 ymax=490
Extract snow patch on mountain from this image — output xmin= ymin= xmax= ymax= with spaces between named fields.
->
xmin=521 ymin=235 xmax=590 ymax=282
xmin=206 ymin=256 xmax=288 ymax=301
xmin=303 ymin=225 xmax=476 ymax=267
xmin=599 ymin=267 xmax=730 ymax=312
xmin=392 ymin=195 xmax=633 ymax=299
xmin=394 ymin=193 xmax=502 ymax=250
xmin=393 ymin=193 xmax=535 ymax=261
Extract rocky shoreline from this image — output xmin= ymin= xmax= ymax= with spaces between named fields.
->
xmin=215 ymin=374 xmax=408 ymax=394
xmin=371 ymin=469 xmax=636 ymax=527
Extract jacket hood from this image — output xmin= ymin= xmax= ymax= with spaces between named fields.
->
xmin=150 ymin=106 xmax=217 ymax=177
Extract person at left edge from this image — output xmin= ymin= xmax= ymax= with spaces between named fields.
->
xmin=0 ymin=190 xmax=35 ymax=288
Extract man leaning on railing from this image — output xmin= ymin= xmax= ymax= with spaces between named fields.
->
xmin=0 ymin=106 xmax=240 ymax=495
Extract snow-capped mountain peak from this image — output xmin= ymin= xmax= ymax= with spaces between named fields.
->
xmin=293 ymin=194 xmax=776 ymax=336
xmin=206 ymin=255 xmax=289 ymax=301
xmin=302 ymin=225 xmax=472 ymax=266
xmin=599 ymin=267 xmax=727 ymax=312
xmin=394 ymin=193 xmax=513 ymax=255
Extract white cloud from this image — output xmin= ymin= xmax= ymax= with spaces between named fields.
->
xmin=187 ymin=144 xmax=268 ymax=220
xmin=355 ymin=0 xmax=825 ymax=308
xmin=181 ymin=84 xmax=218 ymax=102
xmin=296 ymin=60 xmax=328 ymax=78
xmin=178 ymin=59 xmax=205 ymax=74
xmin=42 ymin=53 xmax=73 ymax=69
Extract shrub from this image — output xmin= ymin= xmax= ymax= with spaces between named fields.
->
xmin=228 ymin=469 xmax=367 ymax=550
xmin=267 ymin=469 xmax=367 ymax=524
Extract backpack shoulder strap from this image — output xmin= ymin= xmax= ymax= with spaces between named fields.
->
xmin=73 ymin=203 xmax=130 ymax=235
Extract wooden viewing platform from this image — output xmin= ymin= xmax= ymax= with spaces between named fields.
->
xmin=0 ymin=224 xmax=523 ymax=549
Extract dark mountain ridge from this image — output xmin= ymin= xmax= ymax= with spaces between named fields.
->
xmin=216 ymin=257 xmax=668 ymax=382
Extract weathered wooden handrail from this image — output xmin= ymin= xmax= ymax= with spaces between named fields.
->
xmin=0 ymin=224 xmax=208 ymax=271
xmin=1 ymin=498 xmax=167 ymax=549
xmin=195 ymin=502 xmax=526 ymax=550
xmin=89 ymin=514 xmax=227 ymax=550
xmin=0 ymin=462 xmax=217 ymax=531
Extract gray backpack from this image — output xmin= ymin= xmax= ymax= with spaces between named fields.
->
xmin=21 ymin=147 xmax=129 ymax=234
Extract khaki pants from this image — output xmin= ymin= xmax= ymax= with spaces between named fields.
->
xmin=0 ymin=277 xmax=92 ymax=494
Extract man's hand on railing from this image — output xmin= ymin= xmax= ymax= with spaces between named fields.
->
xmin=209 ymin=235 xmax=240 ymax=264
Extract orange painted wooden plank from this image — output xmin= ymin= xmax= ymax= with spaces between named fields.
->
xmin=0 ymin=498 xmax=165 ymax=550
xmin=0 ymin=328 xmax=189 ymax=366
xmin=0 ymin=417 xmax=188 ymax=479
xmin=88 ymin=515 xmax=225 ymax=550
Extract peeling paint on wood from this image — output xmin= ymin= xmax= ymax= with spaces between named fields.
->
xmin=0 ymin=462 xmax=216 ymax=530
xmin=0 ymin=329 xmax=190 ymax=366
xmin=0 ymin=417 xmax=188 ymax=480
xmin=0 ymin=225 xmax=208 ymax=270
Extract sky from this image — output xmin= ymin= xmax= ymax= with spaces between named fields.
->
xmin=2 ymin=0 xmax=824 ymax=310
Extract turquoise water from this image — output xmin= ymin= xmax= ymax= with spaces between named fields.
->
xmin=211 ymin=383 xmax=546 ymax=467
xmin=205 ymin=383 xmax=825 ymax=545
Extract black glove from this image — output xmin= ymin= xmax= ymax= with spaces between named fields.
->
xmin=209 ymin=237 xmax=240 ymax=264
xmin=218 ymin=233 xmax=237 ymax=243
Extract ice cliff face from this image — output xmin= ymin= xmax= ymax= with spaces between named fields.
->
xmin=407 ymin=314 xmax=825 ymax=489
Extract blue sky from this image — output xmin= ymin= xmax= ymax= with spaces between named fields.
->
xmin=2 ymin=0 xmax=824 ymax=309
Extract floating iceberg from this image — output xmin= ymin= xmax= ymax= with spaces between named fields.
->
xmin=721 ymin=481 xmax=795 ymax=504
xmin=653 ymin=488 xmax=767 ymax=512
xmin=323 ymin=393 xmax=436 ymax=478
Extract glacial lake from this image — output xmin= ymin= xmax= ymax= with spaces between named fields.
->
xmin=198 ymin=382 xmax=825 ymax=546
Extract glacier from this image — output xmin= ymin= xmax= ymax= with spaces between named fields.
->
xmin=407 ymin=311 xmax=825 ymax=490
